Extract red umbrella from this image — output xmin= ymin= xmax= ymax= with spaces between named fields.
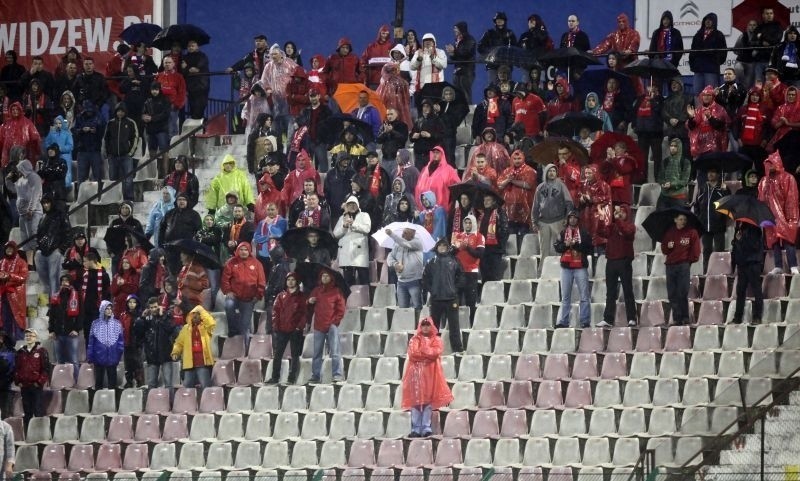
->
xmin=732 ymin=0 xmax=790 ymax=32
xmin=589 ymin=132 xmax=645 ymax=182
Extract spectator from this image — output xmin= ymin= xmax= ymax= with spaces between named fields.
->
xmin=221 ymin=204 xmax=256 ymax=259
xmin=260 ymin=44 xmax=297 ymax=137
xmin=382 ymin=178 xmax=408 ymax=226
xmin=593 ymin=14 xmax=640 ymax=69
xmin=205 ymin=155 xmax=255 ymax=215
xmin=43 ymin=116 xmax=74 ymax=187
xmin=80 ymin=251 xmax=110 ymax=345
xmin=557 ymin=146 xmax=583 ymax=203
xmin=38 ymin=145 xmax=67 ymax=208
xmin=268 ymin=272 xmax=307 ymax=384
xmin=330 ymin=126 xmax=369 ymax=171
xmin=308 ymin=266 xmax=346 ymax=383
xmin=221 ymin=242 xmax=265 ymax=346
xmin=410 ymin=33 xmax=447 ymax=92
xmin=648 ymin=10 xmax=684 ymax=66
xmin=227 ymin=34 xmax=269 ymax=77
xmin=387 ymin=227 xmax=424 ymax=310
xmin=657 ymin=139 xmax=691 ymax=210
xmin=401 ymin=317 xmax=453 ymax=438
xmin=21 ymin=79 xmax=51 ymax=139
xmin=110 ymin=258 xmax=140 ymax=317
xmin=598 ymin=204 xmax=637 ymax=328
xmin=195 ymin=215 xmax=223 ymax=309
xmin=533 ymin=164 xmax=575 ymax=257
xmin=597 ymin=141 xmax=636 ymax=205
xmin=478 ymin=12 xmax=517 ymax=84
xmin=323 ymin=37 xmax=362 ymax=94
xmin=737 ymin=87 xmax=769 ymax=172
xmin=74 ymin=57 xmax=108 ymax=114
xmin=451 ymin=214 xmax=484 ymax=322
xmin=161 ymin=192 xmax=202 ymax=272
xmin=477 ymin=191 xmax=508 ymax=282
xmin=758 ymin=152 xmax=799 ymax=275
xmin=286 ymin=66 xmax=310 ymax=143
xmin=755 ymin=7 xmax=784 ymax=85
xmin=688 ymin=14 xmax=727 ymax=93
xmin=294 ymin=229 xmax=333 ymax=266
xmin=164 ymin=156 xmax=200 ymax=209
xmin=141 ymin=82 xmax=172 ymax=176
xmin=135 ymin=297 xmax=178 ymax=390
xmin=146 ymin=187 xmax=175 ymax=247
xmin=444 ymin=22 xmax=476 ymax=104
xmin=632 ymin=85 xmax=664 ymax=180
xmin=410 ymin=99 xmax=444 ymax=169
xmin=546 ymin=78 xmax=578 ymax=121
xmin=87 ymin=300 xmax=124 ymax=389
xmin=576 ymin=165 xmax=612 ymax=259
xmin=361 ymin=25 xmax=394 ymax=90
xmin=511 ymin=84 xmax=547 ymax=140
xmin=297 ymin=89 xmax=333 ymax=172
xmin=103 ymin=103 xmax=139 ymax=202
xmin=171 ymin=305 xmax=216 ymax=392
xmin=325 ymin=154 xmax=356 ymax=227
xmin=0 ymin=241 xmax=27 ymax=342
xmin=1 ymin=50 xmax=26 ymax=101
xmin=422 ymin=238 xmax=465 ymax=352
xmin=176 ymin=250 xmax=210 ymax=310
xmin=214 ymin=192 xmax=240 ymax=228
xmin=14 ymin=329 xmax=49 ymax=426
xmin=48 ymin=274 xmax=80 ymax=380
xmin=138 ymin=248 xmax=167 ymax=304
xmin=12 ymin=159 xmax=43 ymax=267
xmin=334 ymin=196 xmax=371 ymax=286
xmin=448 ymin=192 xmax=476 ymax=240
xmin=264 ymin=245 xmax=292 ymax=331
xmin=600 ymin=77 xmax=631 ymax=133
xmin=0 ymin=417 xmax=12 ymax=477
xmin=417 ymin=191 xmax=447 ymax=255
xmin=497 ymin=149 xmax=537 ymax=242
xmin=352 ymin=91 xmax=382 ymax=142
xmin=661 ymin=212 xmax=701 ymax=325
xmin=284 ymin=41 xmax=303 ymax=67
xmin=554 ymin=210 xmax=593 ymax=328
xmin=461 ymin=153 xmax=498 ymax=188
xmin=693 ymin=167 xmax=730 ymax=271
xmin=61 ymin=231 xmax=91 ymax=287
xmin=181 ymin=40 xmax=210 ymax=120
xmin=35 ymin=194 xmax=71 ymax=299
xmin=155 ymin=56 xmax=187 ymax=137
xmin=73 ymin=99 xmax=104 ymax=183
xmin=716 ymin=68 xmax=747 ymax=127
xmin=734 ymin=19 xmax=759 ymax=88
xmin=472 ymin=87 xmax=511 ymax=143
xmin=0 ymin=102 xmax=41 ymax=168
xmin=559 ymin=14 xmax=591 ymax=51
xmin=377 ymin=108 xmax=410 ymax=175
xmin=289 ymin=180 xmax=328 ymax=229
xmin=120 ymin=67 xmax=149 ymax=150
xmin=0 ymin=335 xmax=14 ymax=419
xmin=662 ymin=77 xmax=691 ymax=154
xmin=731 ymin=218 xmax=765 ymax=324
xmin=583 ymin=92 xmax=613 ymax=138
xmin=762 ymin=67 xmax=786 ymax=119
xmin=415 ymin=146 xmax=459 ymax=213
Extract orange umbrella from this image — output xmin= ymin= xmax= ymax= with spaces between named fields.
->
xmin=333 ymin=83 xmax=387 ymax=121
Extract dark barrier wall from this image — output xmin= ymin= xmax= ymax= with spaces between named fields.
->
xmin=179 ymin=0 xmax=634 ymax=102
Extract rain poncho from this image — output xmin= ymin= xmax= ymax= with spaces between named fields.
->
xmin=463 ymin=127 xmax=511 ymax=177
xmin=282 ymin=150 xmax=321 ymax=205
xmin=758 ymin=151 xmax=799 ymax=246
xmin=577 ymin=164 xmax=612 ymax=247
xmin=497 ymin=150 xmax=538 ymax=226
xmin=0 ymin=242 xmax=28 ymax=336
xmin=43 ymin=116 xmax=74 ymax=186
xmin=687 ymin=85 xmax=730 ymax=158
xmin=241 ymin=82 xmax=276 ymax=138
xmin=205 ymin=155 xmax=255 ymax=211
xmin=401 ymin=319 xmax=453 ymax=409
xmin=592 ymin=13 xmax=641 ymax=67
xmin=87 ymin=300 xmax=125 ymax=367
xmin=377 ymin=44 xmax=412 ymax=129
xmin=0 ymin=101 xmax=40 ymax=167
xmin=146 ymin=186 xmax=175 ymax=247
xmin=255 ymin=172 xmax=286 ymax=222
xmin=414 ymin=146 xmax=460 ymax=211
xmin=260 ymin=44 xmax=298 ymax=101
xmin=767 ymin=86 xmax=800 ymax=152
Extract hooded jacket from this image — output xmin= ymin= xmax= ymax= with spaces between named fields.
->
xmin=309 ymin=268 xmax=346 ymax=333
xmin=134 ymin=302 xmax=178 ymax=364
xmin=689 ymin=13 xmax=728 ymax=74
xmin=450 ymin=22 xmax=477 ymax=75
xmin=0 ymin=101 xmax=41 ymax=167
xmin=205 ymin=155 xmax=255 ymax=211
xmin=142 ymin=88 xmax=172 ymax=134
xmin=658 ymin=140 xmax=691 ymax=199
xmin=14 ymin=340 xmax=49 ymax=387
xmin=605 ymin=204 xmax=636 ymax=260
xmin=39 ymin=143 xmax=68 ymax=202
xmin=286 ymin=66 xmax=311 ymax=116
xmin=533 ymin=164 xmax=575 ymax=225
xmin=693 ymin=176 xmax=730 ymax=233
xmin=103 ymin=103 xmax=139 ymax=157
xmin=160 ymin=195 xmax=202 ymax=245
xmin=583 ymin=92 xmax=613 ymax=133
xmin=593 ymin=13 xmax=640 ymax=66
xmin=43 ymin=115 xmax=74 ymax=168
xmin=576 ymin=164 xmax=612 ymax=246
xmin=333 ymin=195 xmax=372 ymax=268
xmin=271 ymin=273 xmax=308 ymax=333
xmin=362 ymin=25 xmax=394 ymax=87
xmin=410 ymin=33 xmax=447 ymax=90
xmin=382 ymin=177 xmax=407 ymax=225
xmin=14 ymin=159 xmax=43 ymax=216
xmin=478 ymin=16 xmax=518 ymax=70
xmin=73 ymin=100 xmax=104 ymax=152
xmin=147 ymin=187 xmax=176 ymax=247
xmin=36 ymin=199 xmax=71 ymax=255
xmin=324 ymin=156 xmax=357 ymax=223
xmin=171 ymin=305 xmax=216 ymax=369
xmin=164 ymin=158 xmax=200 ymax=208
xmin=0 ymin=242 xmax=28 ymax=333
xmin=221 ymin=242 xmax=266 ymax=301
xmin=323 ymin=37 xmax=363 ymax=92
xmin=138 ymin=248 xmax=167 ymax=302
xmin=87 ymin=300 xmax=125 ymax=367
xmin=422 ymin=239 xmax=464 ymax=300
xmin=401 ymin=319 xmax=454 ymax=409
xmin=758 ymin=151 xmax=799 ymax=246
xmin=498 ymin=150 xmax=537 ymax=225
xmin=662 ymin=77 xmax=691 ymax=139
xmin=416 ymin=190 xmax=447 ymax=241
xmin=648 ymin=11 xmax=684 ymax=66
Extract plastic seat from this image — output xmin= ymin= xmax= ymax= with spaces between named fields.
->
xmin=550 ymin=328 xmax=577 ymax=353
xmin=64 ymin=390 xmax=89 ymax=416
xmin=221 ymin=335 xmax=246 ymax=360
xmin=329 ymin=412 xmax=356 ymax=440
xmin=442 ymin=410 xmax=471 ymax=438
xmin=477 ymin=381 xmax=505 ymax=408
xmin=745 ymin=377 xmax=772 ymax=405
xmin=528 ymin=304 xmax=553 ymax=329
xmin=552 ymin=437 xmax=581 ymax=466
xmin=696 ymin=300 xmax=724 ymax=325
xmin=486 ymin=355 xmax=513 ymax=381
xmin=507 ymin=280 xmax=533 ymax=304
xmin=713 ymin=377 xmax=744 ymax=406
xmin=763 ymin=273 xmax=786 ymax=298
xmin=26 ymin=417 xmax=52 ymax=444
xmin=639 ymin=300 xmax=666 ymax=327
xmin=65 ymin=443 xmax=94 ymax=471
xmin=752 ymin=325 xmax=780 ymax=350
xmin=718 ymin=351 xmax=745 ymax=377
xmin=494 ymin=330 xmax=520 ymax=354
xmin=522 ymin=437 xmax=551 ymax=466
xmin=225 ymin=386 xmax=253 ymax=413
xmin=356 ymin=411 xmax=385 ymax=438
xmin=404 ymin=439 xmax=433 ymax=467
xmin=622 ymin=379 xmax=652 ymax=406
xmin=383 ymin=333 xmax=410 ymax=357
xmin=52 ymin=415 xmax=79 ymax=443
xmin=372 ymin=284 xmax=397 ymax=308
xmin=648 ymin=407 xmax=677 ymax=435
xmin=291 ymin=440 xmax=319 ymax=468
xmin=50 ymin=364 xmax=76 ymax=390
xmin=534 ymin=280 xmax=561 ymax=303
xmin=702 ymin=275 xmax=729 ymax=300
xmin=664 ymin=325 xmax=692 ymax=351
xmin=505 ymin=380 xmax=533 ymax=409
xmin=659 ymin=352 xmax=687 ymax=378
xmin=247 ymin=334 xmax=273 ymax=359
xmin=355 ymin=332 xmax=382 ymax=357
xmin=593 ymin=379 xmax=622 ymax=408
xmin=682 ymin=377 xmax=711 ymax=406
xmin=336 ymin=384 xmax=364 ymax=411
xmin=578 ymin=329 xmax=605 ymax=353
xmin=645 ymin=276 xmax=668 ymax=300
xmin=122 ymin=443 xmax=149 ymax=471
xmin=218 ymin=413 xmax=244 ymax=441
xmin=236 ymin=359 xmax=262 ymax=385
xmin=189 ymin=413 xmax=217 ymax=441
xmin=611 ymin=438 xmax=641 ymax=466
xmin=635 ymin=326 xmax=663 ymax=352
xmin=542 ymin=353 xmax=570 ymax=380
xmin=558 ymin=408 xmax=587 ymax=436
xmin=629 ymin=352 xmax=657 ymax=378
xmin=500 ymin=409 xmax=528 ymax=437
xmin=116 ymin=388 xmax=143 ymax=415
xmin=261 ymin=441 xmax=289 ymax=469
xmin=40 ymin=444 xmax=66 ymax=471
xmin=434 ymin=438 xmax=463 ymax=466
xmin=617 ymin=407 xmax=647 ymax=436
xmin=514 ymin=354 xmax=541 ymax=380
xmin=150 ymin=443 xmax=177 ymax=471
xmin=205 ymin=442 xmax=234 ymax=470
xmin=522 ymin=329 xmax=549 ymax=353
xmin=449 ymin=382 xmax=477 ymax=409
xmin=588 ymin=408 xmax=617 ymax=436
xmin=749 ymin=350 xmax=778 ymax=377
xmin=462 ymin=438 xmax=492 ymax=467
xmin=309 ymin=385 xmax=336 ymax=412
xmin=481 ymin=281 xmax=506 ymax=304
xmin=317 ymin=440 xmax=346 ymax=468
xmin=272 ymin=412 xmax=300 ymax=440
xmin=95 ymin=443 xmax=122 ymax=471
xmin=600 ymin=352 xmax=627 ymax=379
xmin=564 ymin=379 xmax=593 ymax=408
xmin=79 ymin=415 xmax=105 ymax=443
xmin=234 ymin=440 xmax=262 ymax=470
xmin=347 ymin=285 xmax=371 ymax=308
xmin=471 ymin=410 xmax=500 ymax=438
xmin=638 ymin=183 xmax=661 ymax=207
xmin=161 ymin=414 xmax=189 ymax=442
xmin=535 ymin=380 xmax=563 ymax=408
xmin=375 ymin=439 xmax=404 ymax=467
xmin=384 ymin=411 xmax=411 ymax=438
xmin=211 ymin=360 xmax=236 ymax=386
xmin=605 ymin=327 xmax=633 ymax=352
xmin=470 ymin=306 xmax=497 ymax=329
xmin=253 ymin=386 xmax=280 ymax=412
xmin=105 ymin=415 xmax=133 ymax=443
xmin=582 ymin=437 xmax=611 ymax=466
xmin=710 ymin=406 xmax=740 ymax=434
xmin=348 ymin=439 xmax=377 ymax=467
xmin=465 ymin=330 xmax=491 ymax=354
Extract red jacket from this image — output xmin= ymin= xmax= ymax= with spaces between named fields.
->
xmin=661 ymin=225 xmax=701 ymax=265
xmin=272 ymin=287 xmax=308 ymax=333
xmin=14 ymin=343 xmax=49 ymax=387
xmin=155 ymin=71 xmax=187 ymax=109
xmin=177 ymin=261 xmax=209 ymax=307
xmin=323 ymin=38 xmax=363 ymax=94
xmin=221 ymin=243 xmax=266 ymax=302
xmin=604 ymin=206 xmax=636 ymax=260
xmin=0 ymin=246 xmax=28 ymax=333
xmin=286 ymin=68 xmax=311 ymax=117
xmin=361 ymin=25 xmax=393 ymax=87
xmin=596 ymin=154 xmax=636 ymax=205
xmin=310 ymin=280 xmax=345 ymax=333
xmin=110 ymin=269 xmax=140 ymax=318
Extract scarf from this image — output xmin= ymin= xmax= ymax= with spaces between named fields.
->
xmin=229 ymin=218 xmax=245 ymax=244
xmin=564 ymin=225 xmax=581 ymax=245
xmin=255 ymin=216 xmax=281 ymax=254
xmin=637 ymin=97 xmax=652 ymax=117
xmin=191 ymin=322 xmax=205 ymax=367
xmin=452 ymin=204 xmax=464 ymax=234
xmin=422 ymin=208 xmax=435 ymax=233
xmin=171 ymin=171 xmax=189 ymax=194
xmin=290 ymin=125 xmax=308 ymax=153
xmin=481 ymin=209 xmax=499 ymax=245
xmin=415 ymin=53 xmax=442 ymax=92
xmin=698 ymin=104 xmax=715 ymax=132
xmin=299 ymin=207 xmax=322 ymax=228
xmin=783 ymin=43 xmax=798 ymax=65
xmin=602 ymin=90 xmax=617 ymax=112
xmin=82 ymin=269 xmax=104 ymax=308
xmin=742 ymin=104 xmax=763 ymax=143
xmin=487 ymin=98 xmax=500 ymax=123
xmin=369 ymin=165 xmax=382 ymax=197
xmin=658 ymin=28 xmax=673 ymax=62
xmin=567 ymin=27 xmax=579 ymax=47
xmin=703 ymin=28 xmax=713 ymax=41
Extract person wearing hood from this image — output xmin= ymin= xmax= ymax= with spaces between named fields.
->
xmin=582 ymin=92 xmax=613 ymax=138
xmin=307 ymin=55 xmax=328 ymax=95
xmin=383 ymin=177 xmax=408 ymax=226
xmin=415 ymin=146 xmax=459 ymax=211
xmin=0 ymin=101 xmax=41 ymax=167
xmin=268 ymin=272 xmax=307 ymax=384
xmin=409 ymin=99 xmax=444 ymax=169
xmin=767 ymin=86 xmax=800 ymax=175
xmin=417 ymin=190 xmax=447 ymax=258
xmin=260 ymin=45 xmax=297 ymax=130
xmin=222 ymin=242 xmax=265 ymax=347
xmin=194 ymin=215 xmax=223 ymax=309
xmin=472 ymin=86 xmax=511 ymax=142
xmin=633 ymin=85 xmax=664 ymax=180
xmin=334 ymin=195 xmax=371 ymax=286
xmin=146 ymin=187 xmax=175 ymax=248
xmin=142 ymin=81 xmax=172 ymax=176
xmin=286 ymin=66 xmax=310 ymax=143
xmin=43 ymin=115 xmax=74 ymax=186
xmin=361 ymin=25 xmax=394 ymax=90
xmin=657 ymin=139 xmax=691 ymax=210
xmin=324 ymin=153 xmax=355 ymax=226
xmin=689 ymin=13 xmax=728 ymax=93
xmin=264 ymin=245 xmax=293 ymax=330
xmin=346 ymin=174 xmax=377 ymax=231
xmin=0 ymin=334 xmax=15 ymax=419
xmin=134 ymin=296 xmax=179 ymax=389
xmin=215 ymin=191 xmax=240 ymax=228
xmin=401 ymin=317 xmax=453 ymax=437
xmin=755 ymin=7 xmax=785 ymax=85
xmin=687 ymin=85 xmax=730 ymax=159
xmin=648 ymin=10 xmax=684 ymax=66
xmin=593 ymin=13 xmax=640 ymax=68
xmin=53 ymin=90 xmax=77 ymax=131
xmin=13 ymin=158 xmax=43 ymax=266
xmin=577 ymin=164 xmax=612 ymax=261
xmin=477 ymin=190 xmax=509 ymax=282
xmin=510 ymin=84 xmax=547 ymax=141
xmin=255 ymin=172 xmax=286 ymax=223
xmin=693 ymin=167 xmax=731 ymax=271
xmin=498 ymin=148 xmax=538 ymax=239
xmin=138 ymin=248 xmax=167 ymax=302
xmin=519 ymin=14 xmax=553 ymax=60
xmin=160 ymin=193 xmax=202 ymax=271
xmin=360 ymin=151 xmax=390 ymax=216
xmin=103 ymin=102 xmax=139 ymax=201
xmin=452 ymin=214 xmax=485 ymax=322
xmin=411 ymin=33 xmax=447 ymax=92
xmin=61 ymin=230 xmax=93 ymax=287
xmin=117 ymin=294 xmax=144 ymax=387
xmin=176 ymin=249 xmax=210 ymax=310
xmin=422 ymin=237 xmax=465 ymax=352
xmin=171 ymin=305 xmax=216 ymax=391
xmin=322 ymin=37 xmax=363 ymax=94
xmin=120 ymin=66 xmax=149 ymax=152
xmin=376 ymin=54 xmax=412 ymax=132
xmin=181 ymin=40 xmax=210 ymax=120
xmin=739 ymin=169 xmax=761 ymax=197
xmin=533 ymin=164 xmax=575 ymax=256
xmin=329 ymin=125 xmax=369 ymax=170
xmin=597 ymin=203 xmax=637 ymax=328
xmin=15 ymin=329 xmax=49 ymax=424
xmin=554 ymin=210 xmax=593 ymax=328
xmin=48 ymin=274 xmax=81 ymax=379
xmin=38 ymin=144 xmax=67 ymax=211
xmin=396 ymin=149 xmax=419 ymax=200
xmin=385 ymin=223 xmax=425 ymax=308
xmin=111 ymin=256 xmax=140 ymax=318
xmin=35 ymin=194 xmax=71 ymax=299
xmin=107 ymin=200 xmax=144 ymax=275
xmin=205 ymin=155 xmax=255 ymax=214
xmin=759 ymin=151 xmax=799 ymax=275
xmin=252 ymin=202 xmax=286 ymax=274
xmin=437 ymin=86 xmax=470 ymax=166
xmin=598 ymin=140 xmax=637 ymax=205
xmin=308 ymin=266 xmax=346 ymax=383
xmin=87 ymin=300 xmax=125 ymax=389
xmin=662 ymin=77 xmax=691 ymax=152
xmin=737 ymin=87 xmax=769 ymax=172
xmin=282 ymin=149 xmax=322 ymax=210
xmin=466 ymin=126 xmax=511 ymax=177
xmin=242 ymin=81 xmax=278 ymax=140
xmin=1 ymin=50 xmax=26 ymax=101
xmin=477 ymin=12 xmax=517 ymax=84
xmin=73 ymin=98 xmax=104 ymax=184
xmin=164 ymin=155 xmax=200 ymax=208
xmin=0 ymin=241 xmax=28 ymax=342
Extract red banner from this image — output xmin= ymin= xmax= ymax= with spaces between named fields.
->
xmin=0 ymin=0 xmax=154 ymax=72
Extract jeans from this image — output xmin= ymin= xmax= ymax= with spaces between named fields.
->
xmin=558 ymin=267 xmax=591 ymax=327
xmin=453 ymin=71 xmax=475 ymax=105
xmin=430 ymin=299 xmax=463 ymax=352
xmin=396 ymin=279 xmax=422 ymax=309
xmin=20 ymin=386 xmax=43 ymax=425
xmin=604 ymin=258 xmax=636 ymax=323
xmin=666 ymin=263 xmax=691 ymax=324
xmin=693 ymin=72 xmax=720 ymax=94
xmin=206 ymin=269 xmax=220 ymax=309
xmin=108 ymin=155 xmax=135 ymax=201
xmin=35 ymin=250 xmax=63 ymax=298
xmin=182 ymin=366 xmax=212 ymax=390
xmin=56 ymin=335 xmax=80 ymax=380
xmin=734 ymin=263 xmax=764 ymax=321
xmin=410 ymin=404 xmax=433 ymax=435
xmin=754 ymin=61 xmax=769 ymax=86
xmin=94 ymin=364 xmax=118 ymax=389
xmin=773 ymin=242 xmax=798 ymax=270
xmin=224 ymin=295 xmax=256 ymax=345
xmin=147 ymin=131 xmax=170 ymax=157
xmin=271 ymin=331 xmax=304 ymax=382
xmin=312 ymin=324 xmax=342 ymax=380
xmin=146 ymin=362 xmax=176 ymax=389
xmin=18 ymin=212 xmax=42 ymax=252
xmin=77 ymin=151 xmax=103 ymax=182
xmin=169 ymin=109 xmax=180 ymax=137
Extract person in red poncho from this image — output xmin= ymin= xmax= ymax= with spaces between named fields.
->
xmin=497 ymin=149 xmax=537 ymax=241
xmin=415 ymin=146 xmax=460 ymax=213
xmin=323 ymin=38 xmax=363 ymax=94
xmin=593 ymin=13 xmax=641 ymax=68
xmin=464 ymin=127 xmax=510 ymax=178
xmin=597 ymin=141 xmax=636 ymax=205
xmin=110 ymin=257 xmax=140 ymax=318
xmin=686 ymin=85 xmax=730 ymax=159
xmin=758 ymin=151 xmax=799 ymax=275
xmin=0 ymin=101 xmax=40 ymax=167
xmin=282 ymin=149 xmax=321 ymax=207
xmin=767 ymin=87 xmax=800 ymax=175
xmin=546 ymin=77 xmax=578 ymax=120
xmin=361 ymin=25 xmax=394 ymax=90
xmin=462 ymin=153 xmax=498 ymax=188
xmin=0 ymin=241 xmax=28 ymax=341
xmin=737 ymin=86 xmax=769 ymax=172
xmin=401 ymin=317 xmax=453 ymax=437
xmin=255 ymin=172 xmax=286 ymax=222
xmin=576 ymin=164 xmax=612 ymax=256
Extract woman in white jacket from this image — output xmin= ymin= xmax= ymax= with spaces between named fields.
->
xmin=333 ymin=195 xmax=372 ymax=285
xmin=410 ymin=33 xmax=447 ymax=92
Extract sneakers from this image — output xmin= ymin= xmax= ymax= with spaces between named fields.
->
xmin=332 ymin=375 xmax=344 ymax=383
xmin=308 ymin=377 xmax=320 ymax=384
xmin=555 ymin=323 xmax=570 ymax=329
xmin=596 ymin=321 xmax=612 ymax=328
xmin=628 ymin=320 xmax=637 ymax=327
xmin=408 ymin=432 xmax=421 ymax=438
xmin=791 ymin=267 xmax=800 ymax=275
xmin=770 ymin=267 xmax=784 ymax=275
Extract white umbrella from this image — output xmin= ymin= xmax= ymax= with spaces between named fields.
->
xmin=372 ymin=222 xmax=437 ymax=251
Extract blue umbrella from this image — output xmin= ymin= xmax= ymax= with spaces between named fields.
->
xmin=119 ymin=23 xmax=162 ymax=47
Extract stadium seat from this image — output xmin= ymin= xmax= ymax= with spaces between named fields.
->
xmin=559 ymin=408 xmax=587 ymax=436
xmin=95 ymin=443 xmax=122 ymax=471
xmin=199 ymin=386 xmax=226 ymax=412
xmin=122 ymin=443 xmax=149 ymax=471
xmin=40 ymin=444 xmax=67 ymax=472
xmin=150 ymin=443 xmax=177 ymax=471
xmin=106 ymin=415 xmax=134 ymax=443
xmin=500 ymin=409 xmax=529 ymax=437
xmin=161 ymin=414 xmax=189 ymax=442
xmin=588 ymin=408 xmax=617 ymax=436
xmin=301 ymin=412 xmax=329 ymax=440
xmin=338 ymin=384 xmax=365 ymax=411
xmin=571 ymin=353 xmax=599 ymax=379
xmin=356 ymin=411 xmax=384 ymax=439
xmin=272 ymin=412 xmax=300 ymax=440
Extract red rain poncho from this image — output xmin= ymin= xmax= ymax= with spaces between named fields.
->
xmin=687 ymin=85 xmax=730 ymax=158
xmin=0 ymin=242 xmax=28 ymax=333
xmin=758 ymin=151 xmax=799 ymax=246
xmin=255 ymin=172 xmax=286 ymax=221
xmin=767 ymin=86 xmax=800 ymax=152
xmin=577 ymin=164 xmax=612 ymax=247
xmin=414 ymin=146 xmax=460 ymax=211
xmin=401 ymin=319 xmax=453 ymax=409
xmin=463 ymin=127 xmax=511 ymax=177
xmin=376 ymin=61 xmax=412 ymax=129
xmin=0 ymin=102 xmax=41 ymax=167
xmin=282 ymin=150 xmax=322 ymax=205
xmin=497 ymin=150 xmax=538 ymax=226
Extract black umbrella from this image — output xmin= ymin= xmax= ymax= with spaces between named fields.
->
xmin=119 ymin=23 xmax=162 ymax=47
xmin=280 ymin=227 xmax=338 ymax=260
xmin=448 ymin=181 xmax=504 ymax=207
xmin=294 ymin=262 xmax=350 ymax=298
xmin=694 ymin=152 xmax=752 ymax=174
xmin=540 ymin=47 xmax=601 ymax=70
xmin=317 ymin=114 xmax=375 ymax=146
xmin=152 ymin=24 xmax=210 ymax=50
xmin=529 ymin=138 xmax=590 ymax=166
xmin=414 ymin=81 xmax=467 ymax=112
xmin=621 ymin=58 xmax=679 ymax=79
xmin=104 ymin=225 xmax=152 ymax=254
xmin=642 ymin=208 xmax=704 ymax=243
xmin=545 ymin=112 xmax=605 ymax=137
xmin=165 ymin=239 xmax=221 ymax=269
xmin=484 ymin=46 xmax=542 ymax=69
xmin=573 ymin=69 xmax=635 ymax=103
xmin=715 ymin=195 xmax=775 ymax=228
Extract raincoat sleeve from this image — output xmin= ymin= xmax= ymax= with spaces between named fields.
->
xmin=350 ymin=212 xmax=372 ymax=235
xmin=200 ymin=309 xmax=217 ymax=336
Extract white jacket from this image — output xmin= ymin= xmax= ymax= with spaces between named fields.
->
xmin=333 ymin=196 xmax=372 ymax=268
xmin=410 ymin=36 xmax=447 ymax=90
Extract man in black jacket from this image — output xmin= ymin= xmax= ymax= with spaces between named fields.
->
xmin=74 ymin=57 xmax=108 ymax=113
xmin=446 ymin=21 xmax=477 ymax=104
xmin=142 ymin=82 xmax=172 ymax=177
xmin=410 ymin=99 xmax=444 ymax=170
xmin=297 ymin=88 xmax=333 ymax=172
xmin=477 ymin=12 xmax=517 ymax=85
xmin=477 ymin=192 xmax=509 ymax=283
xmin=422 ymin=238 xmax=464 ymax=352
xmin=135 ymin=297 xmax=179 ymax=389
xmin=160 ymin=193 xmax=202 ymax=273
xmin=104 ymin=103 xmax=139 ymax=201
xmin=753 ymin=7 xmax=784 ymax=85
xmin=376 ymin=109 xmax=409 ymax=174
xmin=35 ymin=195 xmax=71 ymax=299
xmin=692 ymin=167 xmax=730 ymax=271
xmin=226 ymin=34 xmax=269 ymax=76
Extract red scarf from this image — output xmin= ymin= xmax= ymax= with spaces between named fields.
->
xmin=422 ymin=209 xmax=435 ymax=233
xmin=481 ymin=209 xmax=499 ymax=246
xmin=742 ymin=104 xmax=763 ymax=143
xmin=299 ymin=206 xmax=322 ymax=227
xmin=81 ymin=269 xmax=104 ymax=308
xmin=567 ymin=27 xmax=580 ymax=47
xmin=452 ymin=205 xmax=464 ymax=234
xmin=0 ymin=256 xmax=20 ymax=295
xmin=172 ymin=171 xmax=189 ymax=194
xmin=369 ymin=165 xmax=382 ymax=197
xmin=487 ymin=98 xmax=500 ymax=123
xmin=191 ymin=323 xmax=205 ymax=367
xmin=290 ymin=126 xmax=308 ymax=153
xmin=564 ymin=225 xmax=581 ymax=245
xmin=603 ymin=91 xmax=617 ymax=112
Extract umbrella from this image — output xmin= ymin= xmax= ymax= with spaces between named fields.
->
xmin=546 ymin=112 xmax=605 ymax=137
xmin=642 ymin=208 xmax=704 ymax=243
xmin=529 ymin=138 xmax=589 ymax=166
xmin=103 ymin=225 xmax=153 ymax=254
xmin=372 ymin=222 xmax=437 ymax=251
xmin=317 ymin=114 xmax=375 ymax=146
xmin=589 ymin=132 xmax=644 ymax=169
xmin=733 ymin=0 xmax=790 ymax=32
xmin=448 ymin=181 xmax=505 ymax=207
xmin=715 ymin=195 xmax=775 ymax=228
xmin=694 ymin=152 xmax=752 ymax=175
xmin=279 ymin=227 xmax=338 ymax=260
xmin=294 ymin=262 xmax=350 ymax=298
xmin=152 ymin=24 xmax=210 ymax=50
xmin=415 ymin=81 xmax=467 ymax=112
xmin=573 ymin=68 xmax=635 ymax=102
xmin=622 ymin=58 xmax=679 ymax=80
xmin=119 ymin=23 xmax=162 ymax=47
xmin=332 ymin=83 xmax=387 ymax=122
xmin=484 ymin=46 xmax=542 ymax=69
xmin=540 ymin=47 xmax=601 ymax=81
xmin=164 ymin=239 xmax=221 ymax=269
